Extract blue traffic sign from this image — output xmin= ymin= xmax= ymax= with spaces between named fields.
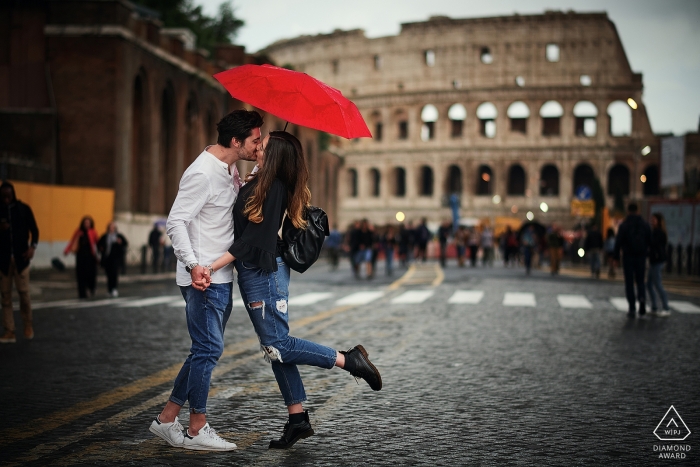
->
xmin=575 ymin=185 xmax=592 ymax=201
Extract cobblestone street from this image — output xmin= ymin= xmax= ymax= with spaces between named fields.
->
xmin=1 ymin=260 xmax=698 ymax=466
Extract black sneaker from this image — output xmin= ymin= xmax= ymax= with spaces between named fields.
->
xmin=269 ymin=410 xmax=314 ymax=449
xmin=342 ymin=345 xmax=382 ymax=391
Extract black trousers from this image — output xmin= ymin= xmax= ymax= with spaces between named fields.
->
xmin=104 ymin=261 xmax=120 ymax=292
xmin=76 ymin=254 xmax=97 ymax=298
xmin=623 ymin=255 xmax=646 ymax=312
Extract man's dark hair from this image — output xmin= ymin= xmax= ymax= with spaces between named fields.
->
xmin=216 ymin=110 xmax=263 ymax=147
xmin=1 ymin=181 xmax=16 ymax=203
xmin=627 ymin=203 xmax=638 ymax=213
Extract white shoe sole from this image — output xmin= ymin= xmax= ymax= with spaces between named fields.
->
xmin=149 ymin=424 xmax=184 ymax=448
xmin=182 ymin=442 xmax=237 ymax=451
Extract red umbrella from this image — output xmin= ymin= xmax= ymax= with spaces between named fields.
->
xmin=213 ymin=64 xmax=371 ymax=139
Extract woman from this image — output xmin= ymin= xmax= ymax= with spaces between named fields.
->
xmin=97 ymin=221 xmax=128 ymax=297
xmin=604 ymin=227 xmax=617 ymax=279
xmin=381 ymin=225 xmax=398 ymax=276
xmin=206 ymin=131 xmax=382 ymax=449
xmin=647 ymin=213 xmax=671 ymax=317
xmin=64 ymin=216 xmax=98 ymax=298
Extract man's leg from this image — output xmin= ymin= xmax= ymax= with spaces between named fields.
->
xmin=634 ymin=257 xmax=646 ymax=314
xmin=15 ymin=261 xmax=32 ymax=338
xmin=622 ymin=258 xmax=636 ymax=316
xmin=1 ymin=263 xmax=16 ymax=341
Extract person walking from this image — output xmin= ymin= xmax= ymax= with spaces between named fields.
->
xmin=64 ymin=216 xmax=98 ymax=298
xmin=521 ymin=226 xmax=537 ymax=275
xmin=325 ymin=223 xmax=342 ymax=271
xmin=415 ymin=218 xmax=430 ymax=262
xmin=547 ymin=224 xmax=564 ymax=275
xmin=454 ymin=225 xmax=467 ymax=267
xmin=614 ymin=203 xmax=652 ymax=319
xmin=148 ymin=109 xmax=263 ymax=452
xmin=604 ymin=227 xmax=617 ymax=279
xmin=647 ymin=213 xmax=671 ymax=317
xmin=148 ymin=224 xmax=163 ymax=274
xmin=583 ymin=223 xmax=604 ymax=279
xmin=381 ymin=225 xmax=398 ymax=276
xmin=437 ymin=220 xmax=451 ymax=267
xmin=0 ymin=181 xmax=39 ymax=343
xmin=206 ymin=131 xmax=382 ymax=450
xmin=480 ymin=225 xmax=494 ymax=267
xmin=97 ymin=222 xmax=128 ymax=297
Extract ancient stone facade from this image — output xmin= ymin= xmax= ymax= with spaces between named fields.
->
xmin=263 ymin=11 xmax=661 ymax=228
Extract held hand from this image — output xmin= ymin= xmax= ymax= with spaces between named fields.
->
xmin=190 ymin=265 xmax=211 ymax=291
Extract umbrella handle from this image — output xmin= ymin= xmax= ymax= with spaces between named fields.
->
xmin=283 ymin=121 xmax=289 ymax=131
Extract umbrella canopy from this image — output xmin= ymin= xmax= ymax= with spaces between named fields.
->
xmin=213 ymin=64 xmax=371 ymax=139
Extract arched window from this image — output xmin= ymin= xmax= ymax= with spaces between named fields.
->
xmin=642 ymin=164 xmax=660 ymax=196
xmin=480 ymin=47 xmax=493 ymax=64
xmin=540 ymin=100 xmax=563 ymax=136
xmin=420 ymin=166 xmax=434 ymax=196
xmin=476 ymin=102 xmax=497 ymax=138
xmin=421 ymin=104 xmax=438 ymax=141
xmin=507 ymin=101 xmax=530 ymax=134
xmin=348 ymin=168 xmax=358 ymax=197
xmin=507 ymin=164 xmax=526 ymax=195
xmin=573 ymin=163 xmax=595 ymax=195
xmin=371 ymin=110 xmax=382 ymax=141
xmin=573 ymin=101 xmax=598 ymax=137
xmin=608 ymin=164 xmax=630 ymax=196
xmin=393 ymin=167 xmax=406 ymax=197
xmin=448 ymin=104 xmax=466 ymax=138
xmin=476 ymin=165 xmax=493 ymax=195
xmin=370 ymin=168 xmax=380 ymax=197
xmin=446 ymin=165 xmax=462 ymax=195
xmin=395 ymin=109 xmax=408 ymax=140
xmin=607 ymin=100 xmax=632 ymax=136
xmin=540 ymin=165 xmax=559 ymax=196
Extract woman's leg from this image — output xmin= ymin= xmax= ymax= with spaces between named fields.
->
xmin=647 ymin=265 xmax=658 ymax=310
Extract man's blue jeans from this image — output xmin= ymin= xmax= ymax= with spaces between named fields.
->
xmin=235 ymin=258 xmax=337 ymax=406
xmin=647 ymin=262 xmax=669 ymax=311
xmin=169 ymin=282 xmax=232 ymax=413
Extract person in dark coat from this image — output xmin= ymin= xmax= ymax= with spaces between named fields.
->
xmin=415 ymin=218 xmax=430 ymax=262
xmin=148 ymin=224 xmax=163 ymax=273
xmin=65 ymin=216 xmax=99 ymax=298
xmin=647 ymin=213 xmax=670 ymax=317
xmin=98 ymin=222 xmax=129 ymax=297
xmin=583 ymin=223 xmax=604 ymax=278
xmin=0 ymin=181 xmax=39 ymax=343
xmin=614 ymin=203 xmax=652 ymax=318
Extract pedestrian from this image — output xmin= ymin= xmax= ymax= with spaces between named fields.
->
xmin=454 ymin=225 xmax=467 ymax=267
xmin=614 ymin=203 xmax=652 ymax=319
xmin=149 ymin=109 xmax=263 ymax=451
xmin=415 ymin=218 xmax=430 ymax=262
xmin=381 ymin=225 xmax=398 ymax=275
xmin=162 ymin=233 xmax=174 ymax=271
xmin=647 ymin=213 xmax=671 ymax=317
xmin=398 ymin=222 xmax=413 ymax=267
xmin=206 ymin=131 xmax=382 ymax=449
xmin=504 ymin=226 xmax=519 ymax=267
xmin=354 ymin=219 xmax=374 ymax=279
xmin=468 ymin=227 xmax=479 ymax=267
xmin=347 ymin=220 xmax=361 ymax=277
xmin=604 ymin=227 xmax=617 ymax=279
xmin=97 ymin=221 xmax=128 ymax=297
xmin=148 ymin=223 xmax=163 ymax=273
xmin=325 ymin=223 xmax=342 ymax=270
xmin=521 ymin=225 xmax=537 ymax=275
xmin=437 ymin=220 xmax=451 ymax=267
xmin=64 ymin=216 xmax=98 ymax=299
xmin=583 ymin=223 xmax=603 ymax=278
xmin=547 ymin=224 xmax=564 ymax=275
xmin=480 ymin=224 xmax=494 ymax=267
xmin=0 ymin=181 xmax=39 ymax=343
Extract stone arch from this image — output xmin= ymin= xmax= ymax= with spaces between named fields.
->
xmin=370 ymin=110 xmax=383 ymax=141
xmin=507 ymin=164 xmax=526 ymax=195
xmin=607 ymin=163 xmax=630 ymax=196
xmin=448 ymin=103 xmax=466 ymax=138
xmin=539 ymin=164 xmax=559 ymax=196
xmin=476 ymin=102 xmax=497 ymax=138
xmin=395 ymin=108 xmax=409 ymax=140
xmin=573 ymin=163 xmax=595 ymax=195
xmin=642 ymin=164 xmax=660 ymax=196
xmin=507 ymin=101 xmax=530 ymax=134
xmin=393 ymin=166 xmax=406 ymax=197
xmin=573 ymin=101 xmax=598 ymax=137
xmin=420 ymin=104 xmax=438 ymax=141
xmin=476 ymin=164 xmax=493 ymax=195
xmin=445 ymin=164 xmax=462 ymax=195
xmin=607 ymin=100 xmax=632 ymax=137
xmin=540 ymin=100 xmax=563 ymax=136
xmin=131 ymin=68 xmax=151 ymax=213
xmin=419 ymin=165 xmax=434 ymax=196
xmin=369 ymin=167 xmax=381 ymax=197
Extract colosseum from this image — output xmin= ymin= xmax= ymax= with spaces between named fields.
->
xmin=263 ymin=10 xmax=659 ymax=229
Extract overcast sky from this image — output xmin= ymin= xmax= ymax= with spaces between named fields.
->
xmin=199 ymin=0 xmax=700 ymax=135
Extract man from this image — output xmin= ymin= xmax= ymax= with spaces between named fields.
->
xmin=480 ymin=224 xmax=494 ymax=267
xmin=324 ymin=223 xmax=342 ymax=271
xmin=148 ymin=223 xmax=162 ymax=273
xmin=547 ymin=224 xmax=564 ymax=275
xmin=149 ymin=109 xmax=263 ymax=451
xmin=437 ymin=220 xmax=451 ymax=267
xmin=614 ymin=203 xmax=651 ymax=318
xmin=583 ymin=223 xmax=604 ymax=279
xmin=415 ymin=218 xmax=430 ymax=262
xmin=0 ymin=182 xmax=39 ymax=343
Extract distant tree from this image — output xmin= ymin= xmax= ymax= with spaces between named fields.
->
xmin=136 ymin=0 xmax=244 ymax=54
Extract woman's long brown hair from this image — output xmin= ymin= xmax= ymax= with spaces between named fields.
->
xmin=243 ymin=131 xmax=311 ymax=229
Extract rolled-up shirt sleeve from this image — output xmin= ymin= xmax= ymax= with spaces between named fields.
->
xmin=166 ymin=171 xmax=211 ymax=265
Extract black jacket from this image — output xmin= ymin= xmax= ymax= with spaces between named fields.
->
xmin=649 ymin=228 xmax=668 ymax=264
xmin=0 ymin=199 xmax=39 ymax=274
xmin=614 ymin=214 xmax=651 ymax=260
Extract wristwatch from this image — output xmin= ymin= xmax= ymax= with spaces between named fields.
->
xmin=185 ymin=262 xmax=198 ymax=273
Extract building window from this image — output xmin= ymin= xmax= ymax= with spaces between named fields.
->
xmin=420 ymin=166 xmax=434 ymax=196
xmin=370 ymin=168 xmax=381 ymax=197
xmin=507 ymin=164 xmax=526 ymax=195
xmin=507 ymin=101 xmax=530 ymax=134
xmin=394 ymin=167 xmax=406 ymax=197
xmin=398 ymin=121 xmax=408 ymax=140
xmin=421 ymin=104 xmax=438 ymax=141
xmin=540 ymin=165 xmax=559 ymax=196
xmin=580 ymin=75 xmax=592 ymax=86
xmin=573 ymin=164 xmax=595 ymax=195
xmin=446 ymin=165 xmax=462 ymax=195
xmin=607 ymin=100 xmax=632 ymax=137
xmin=540 ymin=100 xmax=563 ymax=136
xmin=348 ymin=169 xmax=358 ymax=197
xmin=608 ymin=164 xmax=630 ymax=196
xmin=374 ymin=54 xmax=382 ymax=70
xmin=476 ymin=165 xmax=493 ymax=195
xmin=448 ymin=104 xmax=466 ymax=138
xmin=546 ymin=43 xmax=560 ymax=62
xmin=573 ymin=101 xmax=598 ymax=137
xmin=642 ymin=164 xmax=660 ymax=196
xmin=374 ymin=122 xmax=383 ymax=141
xmin=480 ymin=47 xmax=493 ymax=64
xmin=476 ymin=102 xmax=497 ymax=138
xmin=425 ymin=49 xmax=435 ymax=67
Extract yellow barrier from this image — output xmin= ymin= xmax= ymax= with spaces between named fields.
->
xmin=10 ymin=180 xmax=114 ymax=242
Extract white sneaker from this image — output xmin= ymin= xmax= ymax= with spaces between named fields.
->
xmin=183 ymin=423 xmax=237 ymax=451
xmin=149 ymin=416 xmax=185 ymax=447
xmin=110 ymin=289 xmax=119 ymax=297
xmin=655 ymin=310 xmax=671 ymax=317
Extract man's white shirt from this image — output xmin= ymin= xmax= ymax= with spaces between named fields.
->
xmin=167 ymin=148 xmax=241 ymax=286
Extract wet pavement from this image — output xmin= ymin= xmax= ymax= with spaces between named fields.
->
xmin=1 ymin=259 xmax=698 ymax=466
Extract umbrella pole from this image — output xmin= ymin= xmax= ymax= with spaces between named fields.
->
xmin=283 ymin=121 xmax=289 ymax=132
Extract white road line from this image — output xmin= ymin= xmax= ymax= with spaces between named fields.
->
xmin=289 ymin=292 xmax=334 ymax=306
xmin=669 ymin=301 xmax=700 ymax=313
xmin=69 ymin=297 xmax=134 ymax=309
xmin=391 ymin=290 xmax=434 ymax=304
xmin=32 ymin=299 xmax=84 ymax=310
xmin=335 ymin=291 xmax=384 ymax=306
xmin=610 ymin=297 xmax=637 ymax=311
xmin=557 ymin=294 xmax=593 ymax=309
xmin=448 ymin=290 xmax=484 ymax=304
xmin=118 ymin=296 xmax=180 ymax=308
xmin=503 ymin=292 xmax=536 ymax=307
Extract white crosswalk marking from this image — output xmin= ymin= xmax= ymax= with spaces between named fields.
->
xmin=32 ymin=299 xmax=83 ymax=310
xmin=610 ymin=297 xmax=638 ymax=311
xmin=336 ymin=291 xmax=384 ymax=306
xmin=669 ymin=301 xmax=700 ymax=313
xmin=119 ymin=296 xmax=181 ymax=308
xmin=448 ymin=291 xmax=484 ymax=304
xmin=70 ymin=297 xmax=133 ymax=309
xmin=289 ymin=292 xmax=334 ymax=306
xmin=557 ymin=295 xmax=593 ymax=309
xmin=503 ymin=292 xmax=536 ymax=307
xmin=391 ymin=290 xmax=434 ymax=304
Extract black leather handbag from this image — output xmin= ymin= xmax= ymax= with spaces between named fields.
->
xmin=281 ymin=206 xmax=330 ymax=273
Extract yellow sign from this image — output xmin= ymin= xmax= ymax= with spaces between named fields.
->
xmin=571 ymin=200 xmax=595 ymax=218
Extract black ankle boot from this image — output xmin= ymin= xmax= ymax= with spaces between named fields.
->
xmin=269 ymin=410 xmax=314 ymax=449
xmin=341 ymin=345 xmax=382 ymax=391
